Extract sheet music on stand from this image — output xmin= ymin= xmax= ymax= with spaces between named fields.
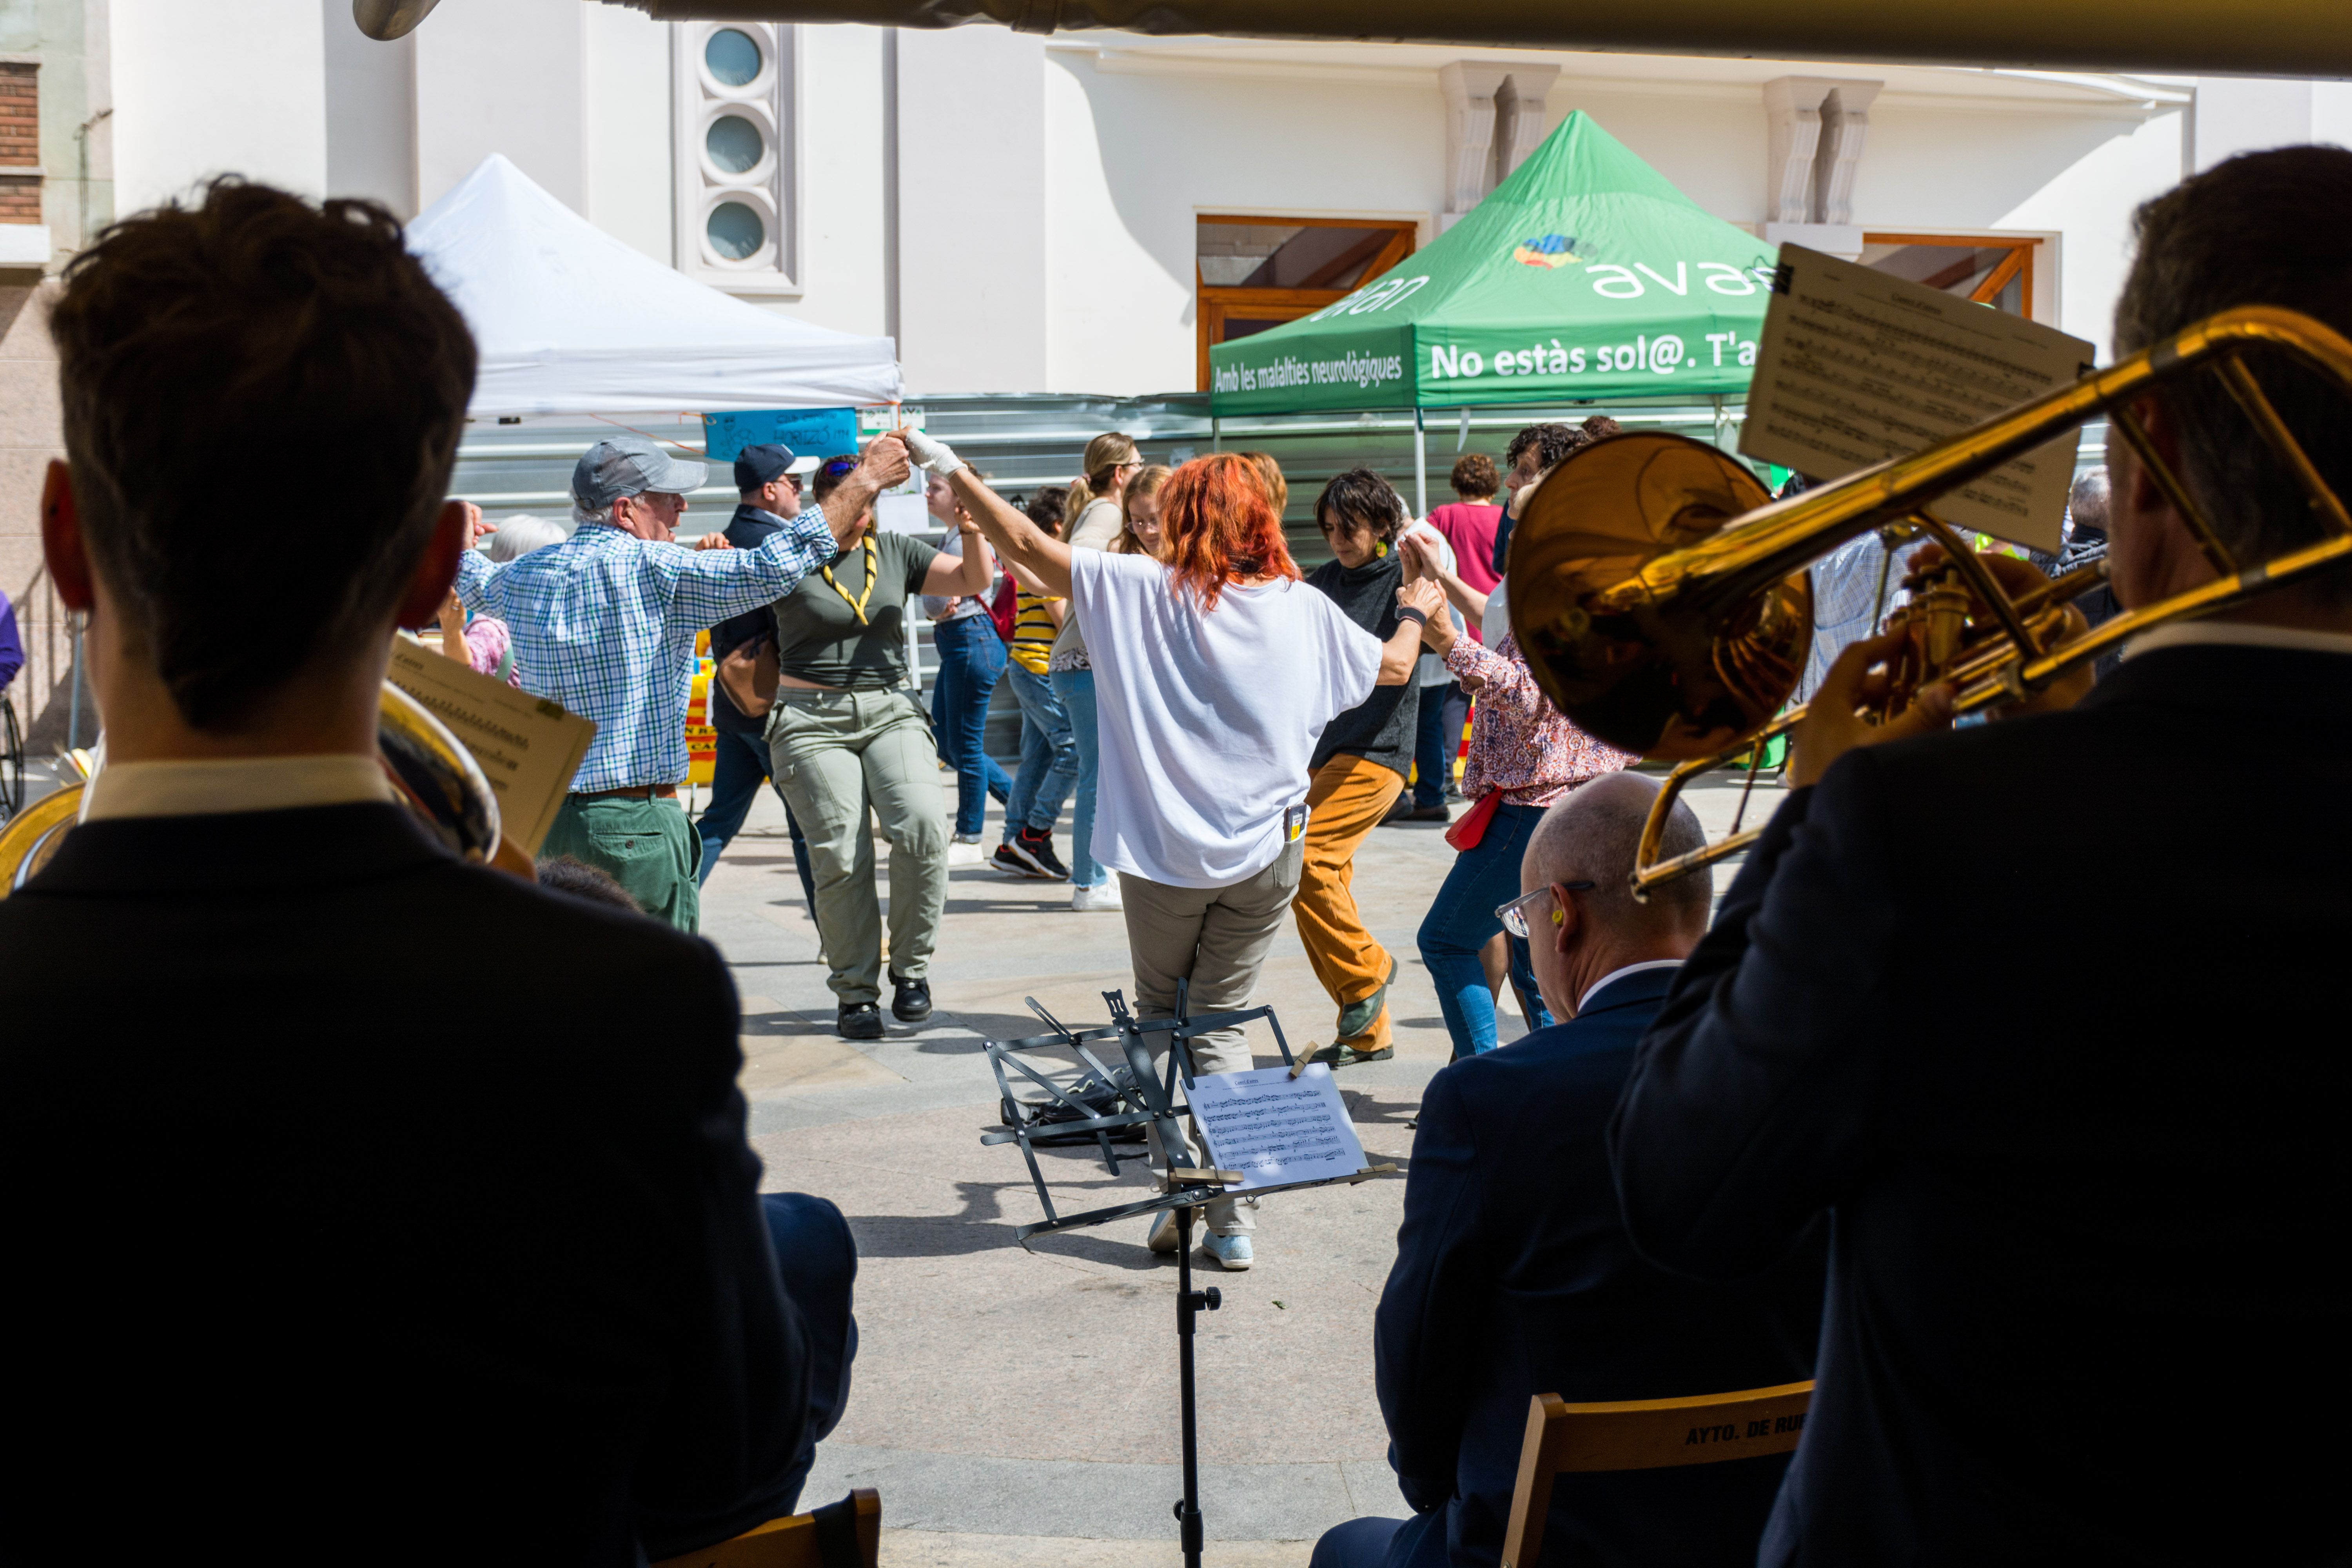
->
xmin=1188 ymin=1063 xmax=1372 ymax=1196
xmin=1739 ymin=243 xmax=2095 ymax=553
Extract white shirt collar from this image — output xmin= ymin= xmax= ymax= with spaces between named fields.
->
xmin=81 ymin=755 xmax=399 ymax=823
xmin=2124 ymin=621 xmax=2352 ymax=661
xmin=1577 ymin=958 xmax=1684 ymax=1015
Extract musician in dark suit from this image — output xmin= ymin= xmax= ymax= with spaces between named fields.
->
xmin=1313 ymin=773 xmax=1823 ymax=1568
xmin=1611 ymin=146 xmax=2352 ymax=1566
xmin=0 ymin=181 xmax=842 ymax=1564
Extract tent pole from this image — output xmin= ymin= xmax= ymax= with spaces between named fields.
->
xmin=1413 ymin=409 xmax=1428 ymax=517
xmin=1211 ymin=415 xmax=1221 ymax=453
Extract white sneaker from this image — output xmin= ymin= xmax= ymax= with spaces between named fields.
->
xmin=953 ymin=830 xmax=984 ymax=845
xmin=1071 ymin=882 xmax=1123 ymax=912
xmin=1202 ymin=1232 xmax=1253 ymax=1270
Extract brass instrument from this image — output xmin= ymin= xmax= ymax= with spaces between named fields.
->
xmin=0 ymin=682 xmax=502 ymax=896
xmin=1507 ymin=304 xmax=2352 ymax=896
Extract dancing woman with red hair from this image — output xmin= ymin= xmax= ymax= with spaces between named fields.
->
xmin=927 ymin=443 xmax=1440 ymax=1272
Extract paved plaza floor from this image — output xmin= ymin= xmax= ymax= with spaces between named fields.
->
xmin=697 ymin=764 xmax=1781 ymax=1566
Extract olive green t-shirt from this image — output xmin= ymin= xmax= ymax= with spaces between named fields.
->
xmin=770 ymin=528 xmax=938 ymax=689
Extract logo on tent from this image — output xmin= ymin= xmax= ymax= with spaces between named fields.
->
xmin=1512 ymin=234 xmax=1580 ymax=270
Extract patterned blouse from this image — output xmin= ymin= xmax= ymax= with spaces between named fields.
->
xmin=1446 ymin=631 xmax=1636 ymax=806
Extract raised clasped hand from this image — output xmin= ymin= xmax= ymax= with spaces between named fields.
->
xmin=862 ymin=433 xmax=913 ymax=490
xmin=692 ymin=531 xmax=734 ymax=552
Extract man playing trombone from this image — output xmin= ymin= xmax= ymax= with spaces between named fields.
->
xmin=1611 ymin=146 xmax=2352 ymax=1565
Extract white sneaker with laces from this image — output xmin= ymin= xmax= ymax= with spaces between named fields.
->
xmin=1071 ymin=881 xmax=1123 ymax=912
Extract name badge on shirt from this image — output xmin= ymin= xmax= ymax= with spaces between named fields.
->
xmin=1284 ymin=802 xmax=1310 ymax=842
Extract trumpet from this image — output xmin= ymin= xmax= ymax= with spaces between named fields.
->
xmin=0 ymin=682 xmax=502 ymax=895
xmin=1507 ymin=304 xmax=2352 ymax=897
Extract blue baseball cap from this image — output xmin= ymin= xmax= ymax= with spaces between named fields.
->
xmin=734 ymin=442 xmax=822 ymax=492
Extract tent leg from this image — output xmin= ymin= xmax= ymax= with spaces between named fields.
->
xmin=1413 ymin=410 xmax=1428 ymax=517
xmin=1211 ymin=415 xmax=1221 ymax=454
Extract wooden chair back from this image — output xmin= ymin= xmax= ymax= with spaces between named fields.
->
xmin=652 ymin=1488 xmax=880 ymax=1568
xmin=1499 ymin=1380 xmax=1812 ymax=1568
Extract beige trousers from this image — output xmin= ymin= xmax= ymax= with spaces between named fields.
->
xmin=1117 ymin=839 xmax=1303 ymax=1234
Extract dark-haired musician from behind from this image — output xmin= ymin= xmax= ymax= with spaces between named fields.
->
xmin=1611 ymin=145 xmax=2352 ymax=1566
xmin=0 ymin=181 xmax=839 ymax=1564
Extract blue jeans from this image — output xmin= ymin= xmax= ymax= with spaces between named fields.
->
xmin=1002 ymin=664 xmax=1078 ymax=837
xmin=1049 ymin=667 xmax=1107 ymax=887
xmin=1416 ymin=799 xmax=1555 ymax=1059
xmin=929 ymin=613 xmax=1012 ymax=836
xmin=696 ymin=729 xmax=817 ymax=911
xmin=1411 ymin=681 xmax=1467 ymax=808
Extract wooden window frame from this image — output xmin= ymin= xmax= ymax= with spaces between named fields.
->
xmin=1197 ymin=215 xmax=1417 ymax=391
xmin=1860 ymin=232 xmax=2039 ymax=320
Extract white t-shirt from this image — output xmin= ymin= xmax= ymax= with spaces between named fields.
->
xmin=1069 ymin=550 xmax=1382 ymax=888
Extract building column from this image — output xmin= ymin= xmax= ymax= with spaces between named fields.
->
xmin=1762 ymin=75 xmax=1880 ymax=261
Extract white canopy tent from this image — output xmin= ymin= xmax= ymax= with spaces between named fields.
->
xmin=407 ymin=154 xmax=903 ymax=418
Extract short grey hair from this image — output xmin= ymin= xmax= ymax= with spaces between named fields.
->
xmin=1525 ymin=771 xmax=1711 ymax=929
xmin=2067 ymin=468 xmax=2110 ymax=535
xmin=2113 ymin=146 xmax=2352 ymax=602
xmin=486 ymin=513 xmax=569 ymax=563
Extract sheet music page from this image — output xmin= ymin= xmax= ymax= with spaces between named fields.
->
xmin=1188 ymin=1063 xmax=1369 ymax=1193
xmin=386 ymin=635 xmax=596 ymax=855
xmin=1739 ymin=244 xmax=2094 ymax=552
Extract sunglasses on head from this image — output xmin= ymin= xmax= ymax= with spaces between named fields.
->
xmin=822 ymin=458 xmax=858 ymax=477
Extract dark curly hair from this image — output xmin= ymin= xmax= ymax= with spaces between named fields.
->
xmin=1315 ymin=469 xmax=1408 ymax=544
xmin=48 ymin=178 xmax=476 ymax=730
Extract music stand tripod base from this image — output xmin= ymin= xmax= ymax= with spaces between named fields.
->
xmin=978 ymin=986 xmax=1289 ymax=1568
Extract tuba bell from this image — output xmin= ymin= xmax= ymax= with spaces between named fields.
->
xmin=1507 ymin=304 xmax=2352 ymax=896
xmin=0 ymin=682 xmax=502 ymax=896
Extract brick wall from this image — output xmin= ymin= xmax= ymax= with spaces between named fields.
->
xmin=0 ymin=62 xmax=36 ymax=169
xmin=0 ymin=60 xmax=37 ymax=227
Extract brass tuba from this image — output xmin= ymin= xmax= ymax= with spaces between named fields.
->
xmin=1507 ymin=304 xmax=2352 ymax=896
xmin=0 ymin=682 xmax=501 ymax=896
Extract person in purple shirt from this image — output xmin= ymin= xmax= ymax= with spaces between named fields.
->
xmin=0 ymin=586 xmax=23 ymax=693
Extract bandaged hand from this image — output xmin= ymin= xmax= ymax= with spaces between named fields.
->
xmin=902 ymin=427 xmax=965 ymax=478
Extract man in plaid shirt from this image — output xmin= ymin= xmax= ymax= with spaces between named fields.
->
xmin=457 ymin=432 xmax=911 ymax=931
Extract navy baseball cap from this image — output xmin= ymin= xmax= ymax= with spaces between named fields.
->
xmin=734 ymin=442 xmax=822 ymax=492
xmin=571 ymin=436 xmax=708 ymax=512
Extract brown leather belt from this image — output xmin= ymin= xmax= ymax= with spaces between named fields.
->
xmin=571 ymin=783 xmax=679 ymax=802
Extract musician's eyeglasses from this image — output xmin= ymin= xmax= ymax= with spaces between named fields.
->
xmin=1496 ymin=882 xmax=1595 ymax=938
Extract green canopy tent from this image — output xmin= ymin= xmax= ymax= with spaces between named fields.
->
xmin=1208 ymin=111 xmax=1776 ymax=509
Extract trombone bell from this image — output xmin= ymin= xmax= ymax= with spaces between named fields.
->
xmin=1508 ymin=433 xmax=1810 ymax=760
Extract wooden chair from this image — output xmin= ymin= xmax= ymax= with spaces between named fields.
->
xmin=1499 ymin=1381 xmax=1812 ymax=1568
xmin=652 ymin=1488 xmax=880 ymax=1568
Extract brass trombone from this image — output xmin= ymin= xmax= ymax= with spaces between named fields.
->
xmin=1506 ymin=304 xmax=2352 ymax=897
xmin=0 ymin=681 xmax=503 ymax=895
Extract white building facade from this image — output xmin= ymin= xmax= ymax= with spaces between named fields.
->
xmin=5 ymin=0 xmax=2352 ymax=745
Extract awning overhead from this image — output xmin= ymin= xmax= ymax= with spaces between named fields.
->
xmin=1209 ymin=112 xmax=1774 ymax=415
xmin=608 ymin=0 xmax=2348 ymax=78
xmin=406 ymin=153 xmax=904 ymax=418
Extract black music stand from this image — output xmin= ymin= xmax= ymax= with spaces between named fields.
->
xmin=982 ymin=984 xmax=1391 ymax=1568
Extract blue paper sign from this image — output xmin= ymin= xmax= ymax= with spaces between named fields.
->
xmin=701 ymin=407 xmax=860 ymax=466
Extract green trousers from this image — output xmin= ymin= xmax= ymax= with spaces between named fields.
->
xmin=540 ymin=793 xmax=701 ymax=933
xmin=767 ymin=687 xmax=947 ymax=1005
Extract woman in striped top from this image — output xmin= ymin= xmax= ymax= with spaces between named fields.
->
xmin=993 ymin=487 xmax=1081 ymax=881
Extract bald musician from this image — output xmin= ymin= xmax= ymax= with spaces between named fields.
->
xmin=1315 ymin=775 xmax=1821 ymax=1568
xmin=1611 ymin=146 xmax=2352 ymax=1565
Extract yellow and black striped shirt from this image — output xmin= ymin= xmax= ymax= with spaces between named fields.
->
xmin=1009 ymin=593 xmax=1062 ymax=674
